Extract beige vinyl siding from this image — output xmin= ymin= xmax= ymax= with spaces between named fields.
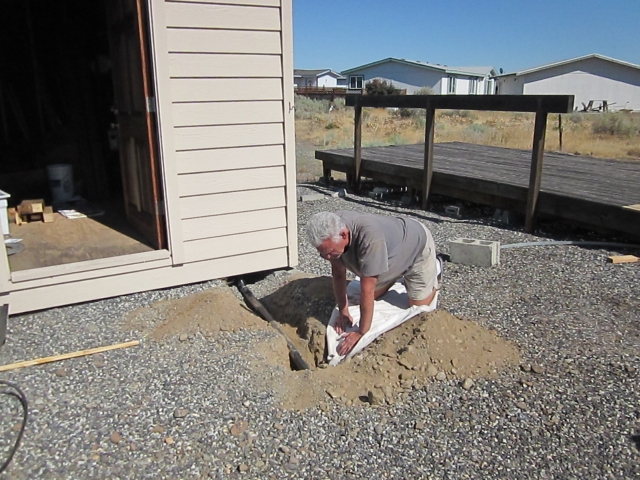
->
xmin=177 ymin=166 xmax=284 ymax=197
xmin=182 ymin=208 xmax=287 ymax=242
xmin=164 ymin=0 xmax=294 ymax=272
xmin=173 ymin=0 xmax=281 ymax=6
xmin=167 ymin=29 xmax=281 ymax=55
xmin=173 ymin=124 xmax=284 ymax=151
xmin=168 ymin=54 xmax=282 ymax=78
xmin=183 ymin=228 xmax=287 ymax=263
xmin=180 ymin=188 xmax=286 ymax=218
xmin=172 ymin=101 xmax=283 ymax=128
xmin=176 ymin=145 xmax=284 ymax=174
xmin=7 ymin=248 xmax=288 ymax=314
xmin=165 ymin=3 xmax=280 ymax=30
xmin=170 ymin=78 xmax=283 ymax=102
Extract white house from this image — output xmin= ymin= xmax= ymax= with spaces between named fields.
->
xmin=495 ymin=54 xmax=640 ymax=111
xmin=294 ymin=69 xmax=347 ymax=88
xmin=341 ymin=58 xmax=497 ymax=95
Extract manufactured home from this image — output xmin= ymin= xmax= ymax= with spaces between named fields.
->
xmin=495 ymin=54 xmax=640 ymax=111
xmin=341 ymin=58 xmax=497 ymax=95
xmin=0 ymin=0 xmax=297 ymax=314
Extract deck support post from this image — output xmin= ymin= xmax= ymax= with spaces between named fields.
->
xmin=353 ymin=104 xmax=363 ymax=192
xmin=525 ymin=108 xmax=548 ymax=233
xmin=421 ymin=102 xmax=435 ymax=210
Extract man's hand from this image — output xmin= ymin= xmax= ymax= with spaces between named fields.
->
xmin=337 ymin=331 xmax=363 ymax=356
xmin=334 ymin=310 xmax=353 ymax=334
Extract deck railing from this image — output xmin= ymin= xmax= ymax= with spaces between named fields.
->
xmin=345 ymin=94 xmax=574 ymax=233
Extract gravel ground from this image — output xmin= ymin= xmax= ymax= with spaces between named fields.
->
xmin=1 ymin=180 xmax=639 ymax=479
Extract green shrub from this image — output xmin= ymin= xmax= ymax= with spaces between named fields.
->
xmin=592 ymin=113 xmax=638 ymax=136
xmin=325 ymin=122 xmax=339 ymax=130
xmin=566 ymin=112 xmax=584 ymax=124
xmin=294 ymin=94 xmax=330 ymax=119
xmin=439 ymin=109 xmax=476 ymax=120
xmin=413 ymin=86 xmax=435 ymax=95
xmin=397 ymin=108 xmax=422 ymax=118
xmin=387 ymin=134 xmax=412 ymax=145
xmin=365 ymin=79 xmax=397 ymax=95
xmin=331 ymin=97 xmax=346 ymax=110
xmin=464 ymin=123 xmax=492 ymax=141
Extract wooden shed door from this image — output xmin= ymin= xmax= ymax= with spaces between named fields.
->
xmin=107 ymin=0 xmax=166 ymax=249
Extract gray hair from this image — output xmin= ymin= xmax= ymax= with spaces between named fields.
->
xmin=305 ymin=212 xmax=347 ymax=247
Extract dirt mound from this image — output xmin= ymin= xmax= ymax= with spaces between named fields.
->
xmin=256 ymin=273 xmax=521 ymax=410
xmin=124 ymin=287 xmax=268 ymax=341
xmin=124 ymin=274 xmax=520 ymax=411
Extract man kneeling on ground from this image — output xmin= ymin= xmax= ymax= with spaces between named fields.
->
xmin=306 ymin=211 xmax=440 ymax=356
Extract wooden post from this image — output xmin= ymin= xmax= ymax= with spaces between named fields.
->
xmin=353 ymin=104 xmax=363 ymax=192
xmin=558 ymin=114 xmax=563 ymax=152
xmin=525 ymin=109 xmax=548 ymax=233
xmin=421 ymin=102 xmax=435 ymax=210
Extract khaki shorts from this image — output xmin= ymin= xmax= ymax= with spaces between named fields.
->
xmin=375 ymin=221 xmax=438 ymax=301
xmin=403 ymin=222 xmax=438 ymax=301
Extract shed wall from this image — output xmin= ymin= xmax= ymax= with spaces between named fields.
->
xmin=3 ymin=0 xmax=297 ymax=314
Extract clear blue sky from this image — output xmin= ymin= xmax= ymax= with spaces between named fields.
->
xmin=293 ymin=0 xmax=640 ymax=74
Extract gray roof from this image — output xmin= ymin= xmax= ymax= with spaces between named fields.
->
xmin=497 ymin=53 xmax=640 ymax=77
xmin=294 ymin=69 xmax=346 ymax=79
xmin=341 ymin=58 xmax=495 ymax=77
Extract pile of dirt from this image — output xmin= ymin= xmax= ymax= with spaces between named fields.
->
xmin=124 ymin=287 xmax=267 ymax=341
xmin=124 ymin=273 xmax=521 ymax=411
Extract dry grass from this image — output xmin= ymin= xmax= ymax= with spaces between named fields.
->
xmin=295 ymin=107 xmax=640 ymax=160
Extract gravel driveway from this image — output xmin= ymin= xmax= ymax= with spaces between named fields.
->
xmin=1 ymin=181 xmax=638 ymax=479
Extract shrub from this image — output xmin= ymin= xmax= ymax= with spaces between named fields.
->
xmin=397 ymin=108 xmax=421 ymax=118
xmin=592 ymin=113 xmax=637 ymax=136
xmin=464 ymin=123 xmax=492 ymax=142
xmin=566 ymin=112 xmax=584 ymax=124
xmin=294 ymin=94 xmax=330 ymax=119
xmin=365 ymin=79 xmax=397 ymax=95
xmin=413 ymin=86 xmax=435 ymax=95
xmin=331 ymin=97 xmax=346 ymax=110
xmin=439 ymin=109 xmax=477 ymax=120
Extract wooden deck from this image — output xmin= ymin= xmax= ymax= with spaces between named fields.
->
xmin=316 ymin=142 xmax=640 ymax=238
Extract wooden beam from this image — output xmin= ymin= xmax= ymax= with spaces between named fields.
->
xmin=422 ymin=102 xmax=435 ymax=209
xmin=608 ymin=255 xmax=639 ymax=264
xmin=525 ymin=109 xmax=548 ymax=232
xmin=0 ymin=340 xmax=140 ymax=372
xmin=353 ymin=104 xmax=363 ymax=191
xmin=346 ymin=94 xmax=574 ymax=113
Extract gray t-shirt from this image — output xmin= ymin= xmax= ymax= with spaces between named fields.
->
xmin=337 ymin=211 xmax=427 ymax=286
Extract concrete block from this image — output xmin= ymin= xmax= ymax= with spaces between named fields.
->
xmin=449 ymin=238 xmax=500 ymax=267
xmin=299 ymin=194 xmax=324 ymax=202
xmin=330 ymin=188 xmax=347 ymax=198
xmin=493 ymin=208 xmax=514 ymax=224
xmin=444 ymin=205 xmax=461 ymax=218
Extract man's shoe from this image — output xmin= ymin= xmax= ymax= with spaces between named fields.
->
xmin=436 ymin=254 xmax=444 ymax=284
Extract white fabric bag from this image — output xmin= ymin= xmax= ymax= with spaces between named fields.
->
xmin=326 ymin=278 xmax=438 ymax=366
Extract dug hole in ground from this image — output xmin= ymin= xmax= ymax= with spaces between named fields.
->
xmin=125 ymin=271 xmax=520 ymax=411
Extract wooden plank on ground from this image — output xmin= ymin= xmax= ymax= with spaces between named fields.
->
xmin=0 ymin=341 xmax=140 ymax=372
xmin=608 ymin=255 xmax=639 ymax=264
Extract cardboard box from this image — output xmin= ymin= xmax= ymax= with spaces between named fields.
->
xmin=18 ymin=199 xmax=45 ymax=215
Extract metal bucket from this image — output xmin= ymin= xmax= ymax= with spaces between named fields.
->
xmin=0 ymin=304 xmax=8 ymax=347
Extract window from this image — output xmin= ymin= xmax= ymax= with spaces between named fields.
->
xmin=447 ymin=76 xmax=456 ymax=94
xmin=349 ymin=75 xmax=364 ymax=89
xmin=469 ymin=78 xmax=478 ymax=94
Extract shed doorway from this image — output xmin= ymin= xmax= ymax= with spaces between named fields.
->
xmin=0 ymin=0 xmax=166 ymax=274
